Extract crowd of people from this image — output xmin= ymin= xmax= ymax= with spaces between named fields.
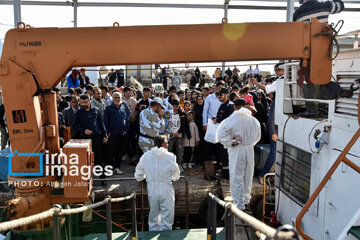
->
xmin=56 ymin=64 xmax=277 ymax=177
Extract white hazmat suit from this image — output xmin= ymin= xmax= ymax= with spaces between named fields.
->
xmin=135 ymin=147 xmax=180 ymax=231
xmin=216 ymin=108 xmax=261 ymax=210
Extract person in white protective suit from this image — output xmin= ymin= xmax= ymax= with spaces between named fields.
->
xmin=134 ymin=135 xmax=180 ymax=231
xmin=216 ymin=98 xmax=261 ymax=210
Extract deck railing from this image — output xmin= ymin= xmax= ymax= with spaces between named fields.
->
xmin=0 ymin=192 xmax=137 ymax=240
xmin=207 ymin=193 xmax=298 ymax=240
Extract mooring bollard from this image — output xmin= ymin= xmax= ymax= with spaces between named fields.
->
xmin=106 ymin=196 xmax=112 ymax=240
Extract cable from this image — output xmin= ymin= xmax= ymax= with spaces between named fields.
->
xmin=308 ymin=119 xmax=328 ymax=154
xmin=275 ymin=116 xmax=291 ymax=216
xmin=314 ymin=20 xmax=344 ymax=61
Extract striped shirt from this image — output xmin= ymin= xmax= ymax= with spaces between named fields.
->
xmin=293 ymin=0 xmax=344 ymax=23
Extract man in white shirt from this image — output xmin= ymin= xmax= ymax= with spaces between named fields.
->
xmin=250 ymin=63 xmax=284 ymax=184
xmin=202 ymin=81 xmax=224 ymax=130
xmin=250 ymin=63 xmax=284 ymax=94
xmin=202 ymin=81 xmax=224 ymax=165
xmin=246 ymin=66 xmax=253 ymax=79
xmin=254 ymin=64 xmax=261 ymax=82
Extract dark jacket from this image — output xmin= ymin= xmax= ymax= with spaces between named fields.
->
xmin=73 ymin=106 xmax=107 ymax=138
xmin=0 ymin=105 xmax=5 ymax=127
xmin=79 ymin=75 xmax=90 ymax=88
xmin=225 ymin=69 xmax=232 ymax=77
xmin=189 ymin=76 xmax=198 ymax=87
xmin=104 ymin=102 xmax=130 ymax=136
xmin=267 ymin=101 xmax=278 ymax=136
xmin=57 ymin=97 xmax=69 ymax=113
xmin=293 ymin=0 xmax=344 ymax=22
xmin=193 ymin=103 xmax=205 ymax=139
xmin=108 ymin=72 xmax=117 ymax=83
xmin=195 ymin=68 xmax=201 ymax=79
xmin=62 ymin=106 xmax=78 ymax=138
xmin=216 ymin=100 xmax=234 ymax=123
xmin=116 ymin=71 xmax=125 ymax=87
xmin=174 ymin=107 xmax=191 ymax=139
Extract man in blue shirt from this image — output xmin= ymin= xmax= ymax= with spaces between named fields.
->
xmin=74 ymin=94 xmax=108 ymax=176
xmin=202 ymin=81 xmax=224 ymax=168
xmin=103 ymin=91 xmax=130 ymax=175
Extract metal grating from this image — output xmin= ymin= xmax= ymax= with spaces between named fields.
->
xmin=280 ymin=143 xmax=311 ymax=205
xmin=335 ymin=75 xmax=360 ymax=117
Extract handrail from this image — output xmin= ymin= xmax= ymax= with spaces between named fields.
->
xmin=93 ymin=177 xmax=145 ymax=230
xmin=0 ymin=192 xmax=136 ymax=233
xmin=296 ymin=127 xmax=360 ymax=239
xmin=208 ymin=193 xmax=297 ymax=240
xmin=180 ymin=176 xmax=190 ymax=229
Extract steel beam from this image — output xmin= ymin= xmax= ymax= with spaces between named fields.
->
xmin=222 ymin=0 xmax=230 ymax=78
xmin=13 ymin=0 xmax=21 ymax=27
xmin=0 ymin=1 xmax=359 ymax=12
xmin=286 ymin=0 xmax=294 ymax=22
xmin=73 ymin=0 xmax=78 ymax=27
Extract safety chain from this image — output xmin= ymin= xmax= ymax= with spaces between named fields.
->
xmin=314 ymin=20 xmax=344 ymax=61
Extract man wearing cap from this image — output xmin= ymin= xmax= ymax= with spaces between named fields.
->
xmin=213 ymin=88 xmax=234 ymax=124
xmin=250 ymin=63 xmax=284 ymax=184
xmin=217 ymin=98 xmax=261 ymax=210
xmin=139 ymin=97 xmax=165 ymax=153
xmin=154 ymin=84 xmax=173 ymax=138
xmin=213 ymin=87 xmax=235 ymax=179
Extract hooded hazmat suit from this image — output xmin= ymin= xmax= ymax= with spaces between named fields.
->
xmin=135 ymin=147 xmax=180 ymax=231
xmin=216 ymin=108 xmax=261 ymax=210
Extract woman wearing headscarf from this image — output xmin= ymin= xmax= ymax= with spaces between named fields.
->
xmin=254 ymin=90 xmax=269 ymax=144
xmin=193 ymin=94 xmax=206 ymax=167
xmin=67 ymin=69 xmax=81 ymax=92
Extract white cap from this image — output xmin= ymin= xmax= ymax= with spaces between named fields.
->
xmin=152 ymin=97 xmax=165 ymax=109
